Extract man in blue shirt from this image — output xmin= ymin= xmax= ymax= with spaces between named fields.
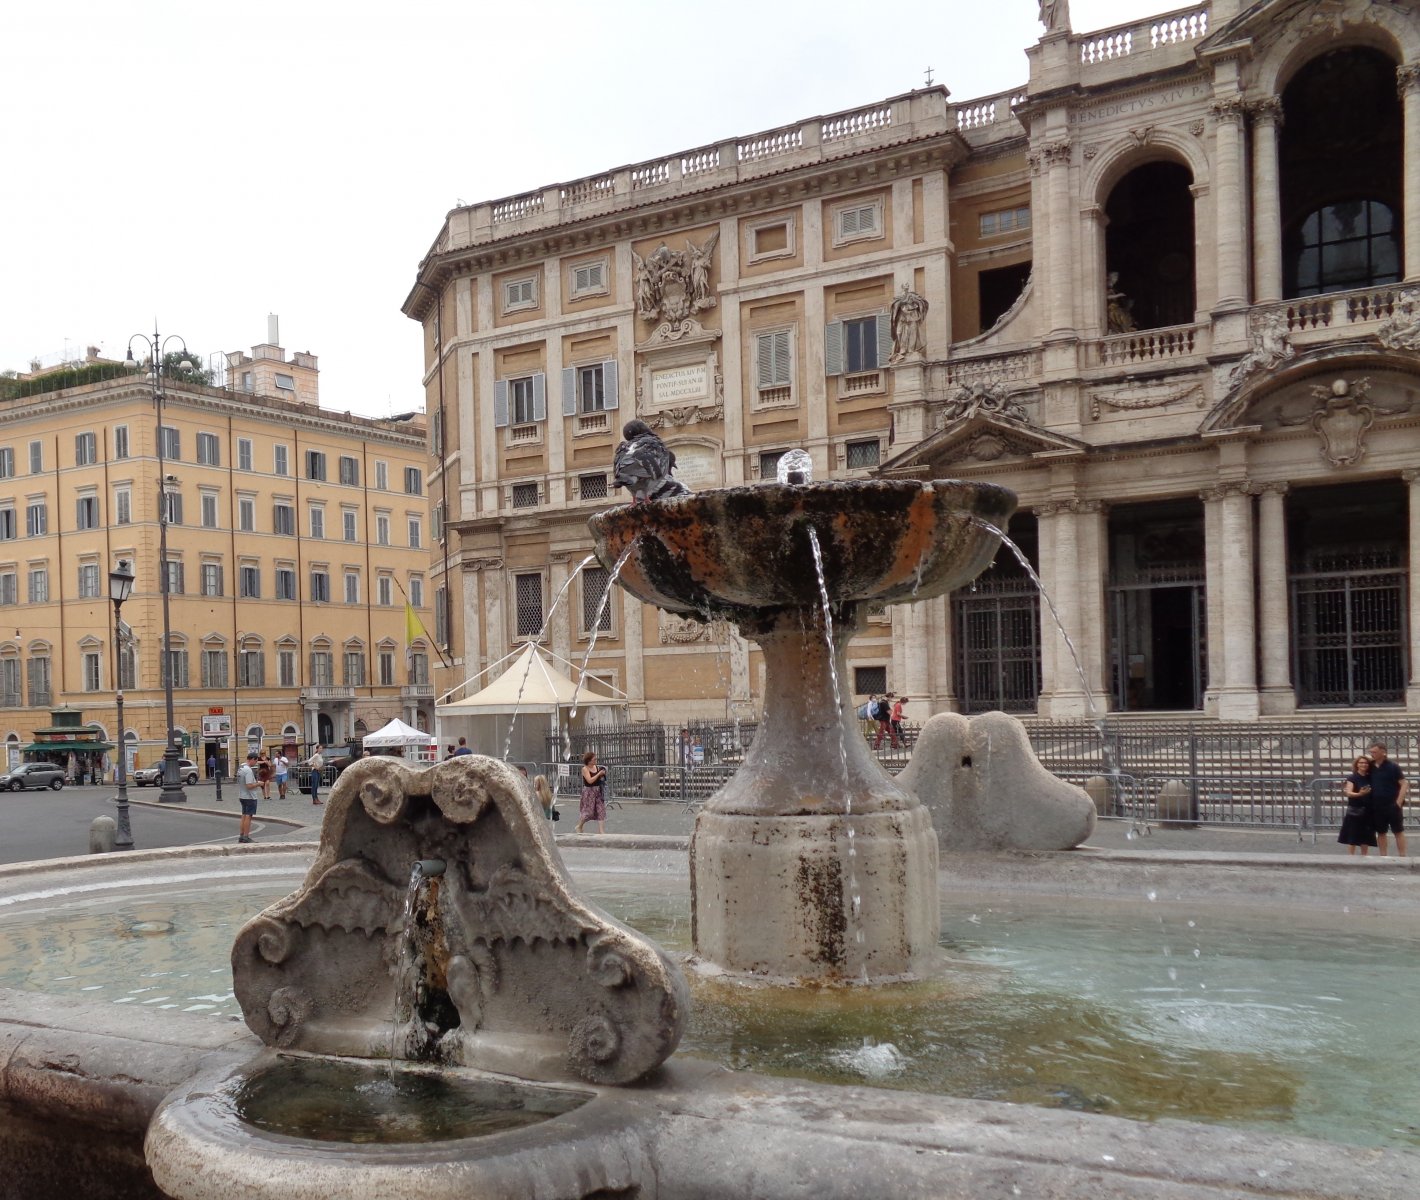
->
xmin=1367 ymin=741 xmax=1408 ymax=857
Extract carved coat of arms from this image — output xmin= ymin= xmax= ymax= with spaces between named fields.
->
xmin=633 ymin=234 xmax=718 ymax=334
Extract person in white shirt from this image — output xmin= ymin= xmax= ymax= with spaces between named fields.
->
xmin=274 ymin=752 xmax=290 ymax=800
xmin=236 ymin=751 xmax=260 ymax=843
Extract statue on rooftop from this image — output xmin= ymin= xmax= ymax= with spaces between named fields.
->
xmin=1038 ymin=0 xmax=1070 ymax=33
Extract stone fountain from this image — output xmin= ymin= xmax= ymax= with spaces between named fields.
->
xmin=590 ymin=477 xmax=1015 ymax=982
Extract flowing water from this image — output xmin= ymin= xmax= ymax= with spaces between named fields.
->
xmin=5 ymin=865 xmax=1418 ymax=1150
xmin=567 ymin=545 xmax=635 ymax=720
xmin=389 ymin=863 xmax=428 ymax=1071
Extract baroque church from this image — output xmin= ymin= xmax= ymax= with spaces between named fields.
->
xmin=405 ymin=0 xmax=1420 ymax=725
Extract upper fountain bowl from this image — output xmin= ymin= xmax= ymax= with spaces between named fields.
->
xmin=589 ymin=479 xmax=1016 ymax=617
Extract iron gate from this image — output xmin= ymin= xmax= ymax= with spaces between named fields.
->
xmin=953 ymin=578 xmax=1041 ymax=713
xmin=1291 ymin=555 xmax=1407 ymax=706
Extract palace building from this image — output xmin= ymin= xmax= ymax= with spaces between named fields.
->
xmin=0 ymin=330 xmax=433 ymax=774
xmin=405 ymin=0 xmax=1420 ymax=724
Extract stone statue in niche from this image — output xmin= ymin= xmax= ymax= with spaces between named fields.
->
xmin=633 ymin=233 xmax=719 ymax=330
xmin=1377 ymin=289 xmax=1420 ymax=350
xmin=1105 ymin=272 xmax=1136 ymax=334
xmin=1309 ymin=378 xmax=1374 ymax=468
xmin=1038 ymin=0 xmax=1070 ymax=32
xmin=889 ymin=286 xmax=929 ymax=363
xmin=1228 ymin=310 xmax=1294 ymax=389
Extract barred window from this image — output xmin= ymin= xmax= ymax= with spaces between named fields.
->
xmin=846 ymin=439 xmax=880 ymax=469
xmin=759 ymin=450 xmax=786 ymax=480
xmin=581 ymin=565 xmax=612 ymax=634
xmin=579 ymin=473 xmax=608 ymax=500
xmin=512 ymin=483 xmax=539 ymax=509
xmin=854 ymin=665 xmax=887 ymax=695
xmin=515 ymin=572 xmax=544 ymax=637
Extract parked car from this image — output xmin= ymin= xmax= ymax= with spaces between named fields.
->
xmin=291 ymin=747 xmax=357 ymax=788
xmin=133 ymin=758 xmax=200 ymax=787
xmin=1 ymin=762 xmax=66 ymax=791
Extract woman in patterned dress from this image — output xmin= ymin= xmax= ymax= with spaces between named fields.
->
xmin=576 ymin=750 xmax=607 ymax=835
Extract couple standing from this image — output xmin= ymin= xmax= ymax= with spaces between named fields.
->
xmin=1338 ymin=742 xmax=1408 ymax=857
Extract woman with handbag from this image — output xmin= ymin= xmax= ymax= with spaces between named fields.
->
xmin=575 ymin=750 xmax=607 ymax=835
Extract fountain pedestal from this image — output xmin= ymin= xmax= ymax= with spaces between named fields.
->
xmin=690 ymin=607 xmax=939 ymax=981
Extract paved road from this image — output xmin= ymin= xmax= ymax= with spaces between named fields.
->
xmin=0 ymin=781 xmax=296 ymax=866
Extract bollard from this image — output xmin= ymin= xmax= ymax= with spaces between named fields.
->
xmin=1157 ymin=779 xmax=1196 ymax=828
xmin=89 ymin=815 xmax=117 ymax=854
xmin=642 ymin=770 xmax=661 ymax=804
xmin=1084 ymin=775 xmax=1111 ymax=817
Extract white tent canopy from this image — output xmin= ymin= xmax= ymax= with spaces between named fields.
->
xmin=438 ymin=643 xmax=621 ymax=715
xmin=362 ymin=717 xmax=436 ymax=748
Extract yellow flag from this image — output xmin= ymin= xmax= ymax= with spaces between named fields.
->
xmin=405 ymin=602 xmax=427 ymax=645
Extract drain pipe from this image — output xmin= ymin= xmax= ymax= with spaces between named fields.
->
xmin=414 ymin=858 xmax=446 ymax=878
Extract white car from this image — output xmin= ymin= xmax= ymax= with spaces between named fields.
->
xmin=133 ymin=758 xmax=200 ymax=787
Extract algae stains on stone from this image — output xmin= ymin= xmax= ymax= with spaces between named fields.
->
xmin=796 ymin=854 xmax=846 ymax=968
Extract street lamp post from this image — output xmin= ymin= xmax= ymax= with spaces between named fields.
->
xmin=125 ymin=324 xmax=196 ymax=805
xmin=109 ymin=558 xmax=136 ymax=851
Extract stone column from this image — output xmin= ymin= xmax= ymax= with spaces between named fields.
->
xmin=1201 ymin=491 xmax=1223 ymax=715
xmin=1210 ymin=97 xmax=1249 ymax=311
xmin=1038 ymin=141 xmax=1077 ymax=337
xmin=1210 ymin=482 xmax=1260 ymax=720
xmin=1406 ymin=470 xmax=1420 ymax=708
xmin=1036 ymin=500 xmax=1089 ymax=717
xmin=1081 ymin=204 xmax=1108 ymax=336
xmin=483 ymin=561 xmax=507 ymax=667
xmin=1076 ymin=500 xmax=1111 ymax=708
xmin=1400 ymin=64 xmax=1420 ymax=282
xmin=1257 ymin=483 xmax=1295 ymax=714
xmin=624 ymin=595 xmax=646 ymax=721
xmin=548 ymin=553 xmax=571 ymax=664
xmin=1249 ymin=97 xmax=1284 ymax=304
xmin=1033 ymin=503 xmax=1059 ymax=713
xmin=926 ymin=594 xmax=956 ymax=714
xmin=901 ymin=599 xmax=932 ymax=704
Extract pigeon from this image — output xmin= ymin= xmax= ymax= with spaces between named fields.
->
xmin=612 ymin=419 xmax=690 ymax=502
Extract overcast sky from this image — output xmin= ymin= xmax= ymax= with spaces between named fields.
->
xmin=2 ymin=0 xmax=1156 ymax=417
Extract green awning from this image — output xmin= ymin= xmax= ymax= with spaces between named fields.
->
xmin=23 ymin=740 xmax=114 ymax=753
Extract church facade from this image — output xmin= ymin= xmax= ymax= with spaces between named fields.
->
xmin=406 ymin=0 xmax=1420 ymax=724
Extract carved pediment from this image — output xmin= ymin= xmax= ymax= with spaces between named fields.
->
xmin=881 ymin=409 xmax=1085 ymax=475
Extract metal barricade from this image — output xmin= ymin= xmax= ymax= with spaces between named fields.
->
xmin=1138 ymin=774 xmax=1308 ymax=831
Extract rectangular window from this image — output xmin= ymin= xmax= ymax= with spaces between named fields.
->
xmin=75 ymin=432 xmax=97 ymax=466
xmin=163 ymin=649 xmax=190 ymax=690
xmin=73 ymin=494 xmax=97 ymax=530
xmin=343 ymin=650 xmax=366 ymax=686
xmin=759 ymin=450 xmax=786 ymax=480
xmin=755 ymin=329 xmax=793 ymax=397
xmin=239 ymin=650 xmax=264 ymax=687
xmin=275 ymin=372 xmax=296 ymax=392
xmin=162 ymin=559 xmax=184 ymax=595
xmin=431 ymin=412 xmax=443 ymax=457
xmin=854 ymin=665 xmax=887 ymax=694
xmin=0 ymin=572 xmax=16 ymax=606
xmin=27 ymin=567 xmax=47 ymax=604
xmin=309 ymin=507 xmax=325 ymax=539
xmin=0 ymin=448 xmax=13 ymax=478
xmin=378 ymin=576 xmax=393 ymax=606
xmin=240 ymin=564 xmax=260 ymax=598
xmin=432 ymin=503 xmax=444 ymax=542
xmin=342 ymin=510 xmax=357 ymax=542
xmin=273 ymin=503 xmax=295 ymax=536
xmin=274 ymin=445 xmax=289 ymax=476
xmin=115 ymin=488 xmax=131 ymax=525
xmin=569 ymin=259 xmax=607 ymax=297
xmin=162 ymin=490 xmax=183 ymax=525
xmin=376 ymin=514 xmax=390 ymax=546
xmin=197 ymin=432 xmax=220 ymax=466
xmin=435 ymin=586 xmax=449 ymax=645
xmin=344 ymin=571 xmax=359 ymax=604
xmin=278 ymin=649 xmax=297 ymax=688
xmin=309 ymin=651 xmax=334 ymax=686
xmin=201 ymin=492 xmax=219 ymax=528
xmin=514 ymin=572 xmax=544 ymax=637
xmin=237 ymin=438 xmax=253 ymax=471
xmin=29 ymin=441 xmax=42 ymax=474
xmin=306 ymin=450 xmax=327 ymax=481
xmin=310 ymin=569 xmax=330 ymax=603
xmin=0 ymin=507 xmax=14 ymax=540
xmin=0 ymin=657 xmax=18 ymax=706
xmin=118 ymin=644 xmax=136 ymax=691
xmin=503 ymin=275 xmax=537 ymax=312
xmin=25 ymin=501 xmax=47 ymax=537
xmin=238 ymin=497 xmax=255 ymax=531
xmin=409 ymin=653 xmax=430 ymax=686
xmin=577 ymin=363 xmax=605 ymax=412
xmin=581 ymin=565 xmax=612 ymax=634
xmin=78 ymin=562 xmax=100 ymax=598
xmin=835 ymin=200 xmax=882 ymax=243
xmin=511 ymin=377 xmax=537 ymax=425
xmin=28 ymin=656 xmax=52 ymax=705
xmin=579 ymin=474 xmax=608 ymax=500
xmin=511 ymin=483 xmax=539 ymax=509
xmin=158 ymin=426 xmax=180 ymax=461
xmin=980 ymin=206 xmax=1031 ymax=238
xmin=201 ymin=562 xmax=223 ymax=597
xmin=241 ymin=371 xmax=254 ymax=393
xmin=201 ymin=648 xmax=229 ymax=688
xmin=404 ymin=467 xmax=422 ymax=495
xmin=113 ymin=426 xmax=130 ymax=460
xmin=408 ymin=577 xmax=424 ymax=608
xmin=83 ymin=652 xmax=101 ymax=692
xmin=379 ymin=650 xmax=396 ymax=686
xmin=844 ymin=316 xmax=879 ymax=373
xmin=276 ymin=567 xmax=297 ymax=600
xmin=375 ymin=461 xmax=388 ymax=490
xmin=408 ymin=517 xmax=422 ymax=548
xmin=846 ymin=438 xmax=881 ymax=469
xmin=339 ymin=455 xmax=360 ymax=486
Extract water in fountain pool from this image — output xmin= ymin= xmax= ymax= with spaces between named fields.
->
xmin=5 ymin=868 xmax=1418 ymax=1150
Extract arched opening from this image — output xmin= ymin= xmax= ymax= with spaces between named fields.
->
xmin=317 ymin=713 xmax=335 ymax=745
xmin=952 ymin=513 xmax=1041 ymax=713
xmin=1281 ymin=46 xmax=1403 ymax=298
xmin=5 ymin=732 xmax=18 ymax=771
xmin=1104 ymin=160 xmax=1196 ymax=331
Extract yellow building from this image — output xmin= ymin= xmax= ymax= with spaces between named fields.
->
xmin=0 ymin=336 xmax=434 ymax=775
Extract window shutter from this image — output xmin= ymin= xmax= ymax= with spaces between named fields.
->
xmin=756 ymin=334 xmax=774 ymax=388
xmin=603 ymin=359 xmax=619 ymax=410
xmin=773 ymin=330 xmax=792 ymax=387
xmin=876 ymin=312 xmax=893 ymax=366
xmin=532 ymin=373 xmax=547 ymax=422
xmin=493 ymin=379 xmax=509 ymax=428
xmin=825 ymin=320 xmax=844 ymax=376
xmin=562 ymin=367 xmax=577 ymax=417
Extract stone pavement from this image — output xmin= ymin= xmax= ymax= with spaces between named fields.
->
xmin=149 ymin=780 xmax=1401 ymax=858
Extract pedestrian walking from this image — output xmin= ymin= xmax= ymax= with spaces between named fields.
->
xmin=576 ymin=750 xmax=608 ymax=835
xmin=1338 ymin=756 xmax=1377 ymax=855
xmin=872 ymin=692 xmax=899 ymax=750
xmin=236 ymin=751 xmax=260 ymax=844
xmin=274 ymin=752 xmax=289 ymax=800
xmin=891 ymin=696 xmax=908 ymax=747
xmin=307 ymin=746 xmax=325 ymax=806
xmin=1367 ymin=741 xmax=1407 ymax=857
xmin=257 ymin=753 xmax=272 ymax=800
